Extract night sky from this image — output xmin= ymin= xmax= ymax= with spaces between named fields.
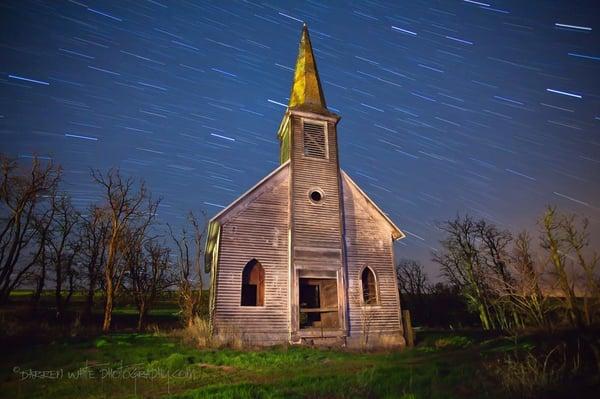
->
xmin=1 ymin=0 xmax=599 ymax=279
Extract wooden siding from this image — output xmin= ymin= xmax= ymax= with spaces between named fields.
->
xmin=212 ymin=167 xmax=290 ymax=334
xmin=290 ymin=116 xmax=343 ymax=251
xmin=342 ymin=173 xmax=403 ymax=336
xmin=210 ymin=111 xmax=403 ymax=344
xmin=288 ymin=113 xmax=348 ymax=336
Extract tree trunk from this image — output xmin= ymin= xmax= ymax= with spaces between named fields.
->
xmin=55 ymin=260 xmax=63 ymax=320
xmin=31 ymin=259 xmax=46 ymax=312
xmin=0 ymin=282 xmax=10 ymax=304
xmin=102 ymin=277 xmax=114 ymax=333
xmin=102 ymin=230 xmax=118 ymax=333
xmin=137 ymin=301 xmax=147 ymax=331
xmin=84 ymin=275 xmax=96 ymax=320
xmin=65 ymin=269 xmax=75 ymax=307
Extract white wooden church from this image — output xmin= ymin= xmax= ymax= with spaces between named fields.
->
xmin=204 ymin=25 xmax=406 ymax=348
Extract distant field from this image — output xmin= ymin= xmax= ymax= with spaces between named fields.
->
xmin=3 ymin=290 xmax=191 ymax=323
xmin=0 ymin=290 xmax=186 ymax=338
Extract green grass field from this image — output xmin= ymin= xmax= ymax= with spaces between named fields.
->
xmin=0 ymin=331 xmax=536 ymax=399
xmin=2 ymin=291 xmax=598 ymax=398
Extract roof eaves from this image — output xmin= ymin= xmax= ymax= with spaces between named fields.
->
xmin=341 ymin=170 xmax=405 ymax=241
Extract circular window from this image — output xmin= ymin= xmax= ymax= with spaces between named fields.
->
xmin=309 ymin=189 xmax=324 ymax=203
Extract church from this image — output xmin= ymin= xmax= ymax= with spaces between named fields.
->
xmin=204 ymin=25 xmax=406 ymax=348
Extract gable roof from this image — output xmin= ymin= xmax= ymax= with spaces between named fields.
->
xmin=341 ymin=170 xmax=405 ymax=241
xmin=204 ymin=163 xmax=403 ymax=278
xmin=204 ymin=160 xmax=289 ymax=277
xmin=209 ymin=160 xmax=290 ymax=224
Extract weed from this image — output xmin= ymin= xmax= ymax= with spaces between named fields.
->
xmin=488 ymin=344 xmax=570 ymax=398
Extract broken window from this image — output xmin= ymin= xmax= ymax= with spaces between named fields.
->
xmin=241 ymin=259 xmax=264 ymax=306
xmin=299 ymin=278 xmax=339 ymax=329
xmin=361 ymin=267 xmax=377 ymax=305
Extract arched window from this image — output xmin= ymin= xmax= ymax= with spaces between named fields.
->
xmin=361 ymin=267 xmax=378 ymax=305
xmin=241 ymin=259 xmax=265 ymax=306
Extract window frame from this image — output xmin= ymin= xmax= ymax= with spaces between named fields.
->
xmin=240 ymin=259 xmax=265 ymax=307
xmin=307 ymin=187 xmax=325 ymax=205
xmin=360 ymin=266 xmax=379 ymax=306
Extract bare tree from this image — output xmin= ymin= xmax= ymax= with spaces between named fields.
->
xmin=487 ymin=231 xmax=549 ymax=330
xmin=169 ymin=212 xmax=205 ymax=327
xmin=396 ymin=259 xmax=430 ymax=325
xmin=511 ymin=231 xmax=549 ymax=328
xmin=433 ymin=215 xmax=495 ymax=330
xmin=0 ymin=155 xmax=61 ymax=303
xmin=125 ymin=239 xmax=173 ymax=330
xmin=476 ymin=220 xmax=513 ymax=288
xmin=29 ymin=203 xmax=56 ymax=310
xmin=540 ymin=206 xmax=582 ymax=328
xmin=396 ymin=259 xmax=430 ymax=297
xmin=560 ymin=209 xmax=600 ymax=326
xmin=46 ymin=195 xmax=80 ymax=319
xmin=79 ymin=205 xmax=110 ymax=319
xmin=91 ymin=168 xmax=158 ymax=332
xmin=475 ymin=220 xmax=521 ymax=330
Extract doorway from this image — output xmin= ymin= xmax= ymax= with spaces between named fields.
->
xmin=299 ymin=278 xmax=339 ymax=329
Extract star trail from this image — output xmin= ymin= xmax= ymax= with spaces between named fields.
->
xmin=0 ymin=0 xmax=598 ymax=278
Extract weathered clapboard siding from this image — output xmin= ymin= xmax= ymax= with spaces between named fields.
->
xmin=290 ymin=117 xmax=344 ymax=248
xmin=212 ymin=165 xmax=290 ymax=335
xmin=342 ymin=173 xmax=404 ymax=340
xmin=288 ymin=113 xmax=348 ymax=337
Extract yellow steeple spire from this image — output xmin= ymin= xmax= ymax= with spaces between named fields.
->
xmin=288 ymin=24 xmax=328 ymax=113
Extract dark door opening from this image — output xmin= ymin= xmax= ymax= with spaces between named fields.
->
xmin=299 ymin=278 xmax=339 ymax=329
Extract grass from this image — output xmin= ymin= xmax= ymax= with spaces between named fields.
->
xmin=2 ymin=293 xmax=597 ymax=398
xmin=0 ymin=331 xmax=511 ymax=399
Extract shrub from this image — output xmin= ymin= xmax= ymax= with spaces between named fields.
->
xmin=179 ymin=316 xmax=212 ymax=348
xmin=488 ymin=344 xmax=569 ymax=398
xmin=175 ymin=316 xmax=245 ymax=349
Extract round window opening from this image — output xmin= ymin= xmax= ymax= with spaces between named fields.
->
xmin=309 ymin=190 xmax=323 ymax=203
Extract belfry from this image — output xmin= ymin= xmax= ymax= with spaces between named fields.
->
xmin=205 ymin=25 xmax=406 ymax=348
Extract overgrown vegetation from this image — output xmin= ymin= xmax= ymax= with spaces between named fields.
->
xmin=399 ymin=210 xmax=599 ymax=335
xmin=396 ymin=210 xmax=600 ymax=398
xmin=430 ymin=210 xmax=599 ymax=332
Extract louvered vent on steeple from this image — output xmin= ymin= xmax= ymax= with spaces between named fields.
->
xmin=303 ymin=122 xmax=326 ymax=158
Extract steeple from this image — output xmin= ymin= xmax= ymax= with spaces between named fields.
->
xmin=288 ymin=24 xmax=328 ymax=113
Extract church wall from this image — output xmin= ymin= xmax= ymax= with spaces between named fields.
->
xmin=290 ymin=117 xmax=343 ymax=251
xmin=288 ymin=115 xmax=349 ymax=336
xmin=342 ymin=180 xmax=405 ymax=348
xmin=212 ymin=172 xmax=290 ymax=344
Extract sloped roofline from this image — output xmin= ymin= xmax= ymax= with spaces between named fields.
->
xmin=208 ymin=163 xmax=404 ymax=240
xmin=209 ymin=160 xmax=290 ymax=223
xmin=341 ymin=170 xmax=405 ymax=241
